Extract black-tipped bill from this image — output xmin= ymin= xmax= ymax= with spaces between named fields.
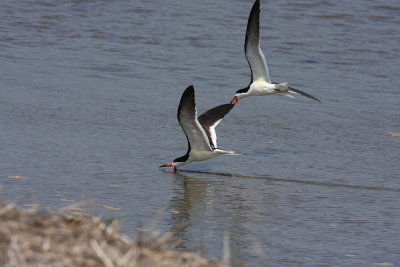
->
xmin=160 ymin=163 xmax=174 ymax=168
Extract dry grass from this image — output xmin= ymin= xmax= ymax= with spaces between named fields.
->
xmin=0 ymin=200 xmax=228 ymax=267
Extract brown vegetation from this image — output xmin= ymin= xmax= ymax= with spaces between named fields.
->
xmin=0 ymin=201 xmax=228 ymax=267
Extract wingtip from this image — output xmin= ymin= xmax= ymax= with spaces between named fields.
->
xmin=309 ymin=95 xmax=322 ymax=103
xmin=254 ymin=0 xmax=260 ymax=9
xmin=182 ymin=85 xmax=195 ymax=98
xmin=288 ymin=87 xmax=321 ymax=103
xmin=185 ymin=85 xmax=194 ymax=92
xmin=248 ymin=0 xmax=260 ymax=23
xmin=178 ymin=85 xmax=197 ymax=121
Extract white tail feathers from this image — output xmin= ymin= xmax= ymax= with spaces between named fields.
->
xmin=279 ymin=91 xmax=295 ymax=98
xmin=276 ymin=82 xmax=288 ymax=90
xmin=276 ymin=83 xmax=294 ymax=98
xmin=215 ymin=149 xmax=236 ymax=155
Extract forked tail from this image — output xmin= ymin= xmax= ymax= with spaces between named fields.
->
xmin=276 ymin=82 xmax=289 ymax=90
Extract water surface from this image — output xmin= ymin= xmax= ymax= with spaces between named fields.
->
xmin=1 ymin=0 xmax=399 ymax=265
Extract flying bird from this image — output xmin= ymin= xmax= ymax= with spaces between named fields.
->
xmin=160 ymin=86 xmax=235 ymax=172
xmin=231 ymin=0 xmax=320 ymax=105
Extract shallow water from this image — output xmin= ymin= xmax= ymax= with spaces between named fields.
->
xmin=1 ymin=0 xmax=400 ymax=265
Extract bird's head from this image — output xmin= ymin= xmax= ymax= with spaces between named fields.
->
xmin=160 ymin=156 xmax=188 ymax=172
xmin=230 ymin=86 xmax=251 ymax=104
xmin=159 ymin=162 xmax=177 ymax=172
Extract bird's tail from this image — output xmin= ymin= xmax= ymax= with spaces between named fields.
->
xmin=215 ymin=149 xmax=236 ymax=155
xmin=276 ymin=82 xmax=289 ymax=90
xmin=276 ymin=83 xmax=295 ymax=98
xmin=279 ymin=91 xmax=295 ymax=98
xmin=274 ymin=82 xmax=294 ymax=98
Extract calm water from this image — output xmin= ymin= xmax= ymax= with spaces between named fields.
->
xmin=1 ymin=0 xmax=400 ymax=265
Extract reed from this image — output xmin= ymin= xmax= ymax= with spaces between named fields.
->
xmin=0 ymin=200 xmax=228 ymax=267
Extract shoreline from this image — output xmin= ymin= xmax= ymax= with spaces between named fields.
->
xmin=0 ymin=200 xmax=229 ymax=267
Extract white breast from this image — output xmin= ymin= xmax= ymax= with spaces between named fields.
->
xmin=249 ymin=80 xmax=276 ymax=96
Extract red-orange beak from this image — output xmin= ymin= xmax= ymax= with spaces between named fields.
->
xmin=160 ymin=163 xmax=178 ymax=172
xmin=230 ymin=96 xmax=238 ymax=105
xmin=160 ymin=163 xmax=174 ymax=168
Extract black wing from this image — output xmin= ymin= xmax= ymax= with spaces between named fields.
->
xmin=288 ymin=87 xmax=321 ymax=102
xmin=198 ymin=104 xmax=234 ymax=149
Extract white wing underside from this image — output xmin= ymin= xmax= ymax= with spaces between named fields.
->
xmin=179 ymin=88 xmax=235 ymax=154
xmin=246 ymin=43 xmax=271 ymax=83
xmin=179 ymin=105 xmax=213 ymax=152
xmin=208 ymin=119 xmax=223 ymax=148
xmin=245 ymin=0 xmax=271 ymax=83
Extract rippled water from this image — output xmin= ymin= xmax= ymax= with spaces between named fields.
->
xmin=1 ymin=0 xmax=399 ymax=265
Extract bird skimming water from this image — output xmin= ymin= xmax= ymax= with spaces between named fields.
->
xmin=160 ymin=86 xmax=235 ymax=172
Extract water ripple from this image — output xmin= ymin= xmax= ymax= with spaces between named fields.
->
xmin=177 ymin=170 xmax=400 ymax=193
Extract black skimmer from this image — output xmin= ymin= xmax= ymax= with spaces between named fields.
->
xmin=160 ymin=85 xmax=235 ymax=172
xmin=231 ymin=0 xmax=320 ymax=105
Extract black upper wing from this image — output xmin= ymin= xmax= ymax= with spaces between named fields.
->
xmin=198 ymin=104 xmax=234 ymax=149
xmin=288 ymin=87 xmax=321 ymax=102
